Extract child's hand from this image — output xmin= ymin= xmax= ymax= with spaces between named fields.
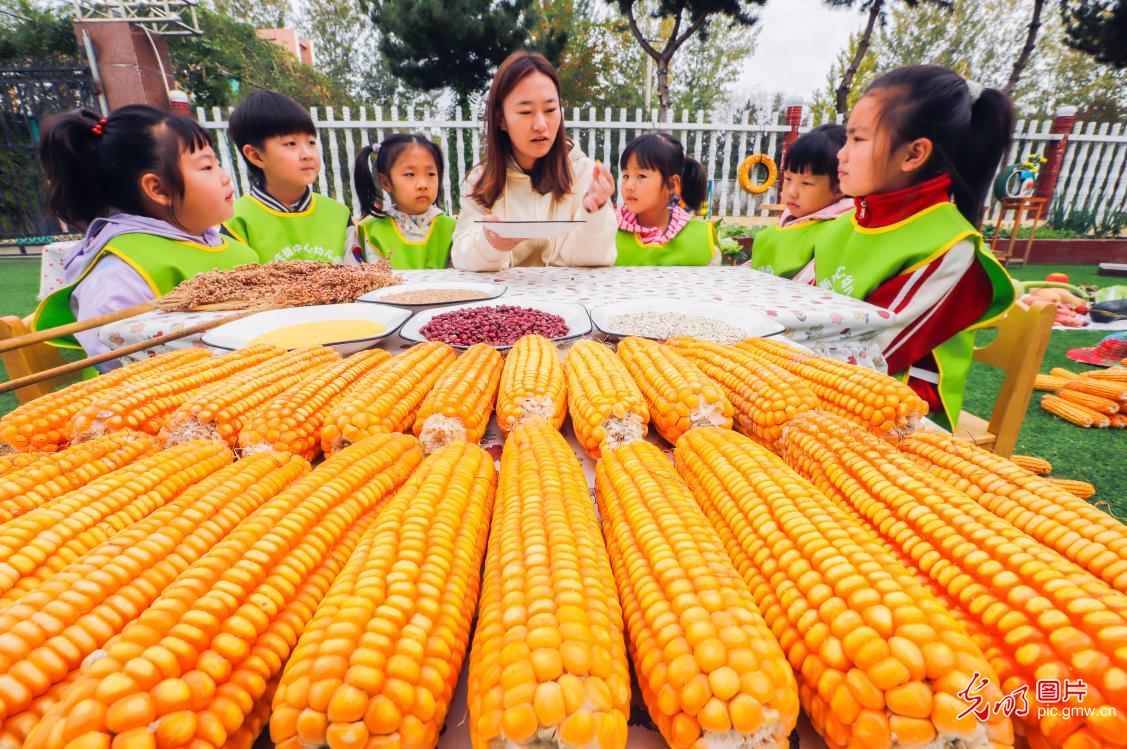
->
xmin=583 ymin=161 xmax=615 ymax=213
xmin=481 ymin=215 xmax=523 ymax=252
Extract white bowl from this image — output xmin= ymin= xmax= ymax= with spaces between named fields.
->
xmin=399 ymin=296 xmax=592 ymax=350
xmin=474 ymin=220 xmax=585 ymax=239
xmin=202 ymin=303 xmax=411 ymax=356
xmin=358 ymin=281 xmax=506 ymax=311
xmin=589 ymin=298 xmax=786 ymax=341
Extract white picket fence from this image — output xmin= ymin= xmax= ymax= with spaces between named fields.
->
xmin=198 ymin=106 xmax=1127 ymax=222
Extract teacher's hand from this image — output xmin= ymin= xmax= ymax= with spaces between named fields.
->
xmin=583 ymin=161 xmax=615 ymax=213
xmin=481 ymin=215 xmax=523 ymax=252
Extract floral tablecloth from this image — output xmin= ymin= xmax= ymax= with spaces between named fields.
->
xmin=100 ymin=266 xmax=895 ymax=370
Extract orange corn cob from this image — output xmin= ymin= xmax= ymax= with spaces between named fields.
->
xmin=0 ymin=349 xmax=210 ymax=452
xmin=779 ymin=412 xmax=1127 ymax=748
xmin=674 ymin=427 xmax=1013 ymax=749
xmin=26 ymin=433 xmax=423 ymax=749
xmin=70 ymin=345 xmax=282 ymax=441
xmin=900 ymin=432 xmax=1126 ymax=588
xmin=496 ymin=334 xmax=567 ymax=433
xmin=413 ymin=343 xmax=503 ymax=453
xmin=1041 ymin=394 xmax=1110 ymax=427
xmin=734 ymin=337 xmax=927 ymax=438
xmin=225 ymin=678 xmax=276 ymax=749
xmin=1046 ymin=477 xmax=1097 ymax=499
xmin=1033 ymin=374 xmax=1069 ymax=392
xmin=1060 ymin=377 xmax=1127 ymax=401
xmin=1080 ymin=365 xmax=1127 ymax=382
xmin=0 ymin=451 xmax=308 ymax=729
xmin=616 ymin=336 xmax=733 ymax=445
xmin=159 ymin=346 xmax=340 ymax=447
xmin=1008 ymin=453 xmax=1052 ymax=475
xmin=238 ymin=349 xmax=391 ymax=460
xmin=1113 ymin=413 xmax=1127 ymax=428
xmin=0 ymin=432 xmax=157 ymax=524
xmin=1049 ymin=367 xmax=1080 ymax=379
xmin=272 ymin=442 xmax=496 ymax=749
xmin=0 ymin=440 xmax=233 ymax=607
xmin=666 ymin=337 xmax=819 ymax=448
xmin=469 ymin=418 xmax=630 ymax=749
xmin=0 ymin=452 xmax=45 ymax=478
xmin=322 ymin=342 xmax=456 ymax=454
xmin=596 ymin=440 xmax=799 ymax=749
xmin=0 ymin=671 xmax=79 ymax=747
xmin=1056 ymin=388 xmax=1120 ymax=414
xmin=564 ymin=339 xmax=649 ymax=458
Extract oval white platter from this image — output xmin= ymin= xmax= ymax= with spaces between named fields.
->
xmin=399 ymin=296 xmax=592 ymax=350
xmin=202 ymin=303 xmax=411 ymax=356
xmin=589 ymin=298 xmax=786 ymax=341
xmin=474 ymin=219 xmax=585 ymax=239
xmin=357 ymin=281 xmax=507 ymax=311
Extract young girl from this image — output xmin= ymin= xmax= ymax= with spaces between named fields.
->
xmin=798 ymin=65 xmax=1017 ymax=429
xmin=34 ymin=105 xmax=257 ymax=363
xmin=451 ymin=51 xmax=617 ymax=270
xmin=750 ymin=124 xmax=852 ymax=278
xmin=615 ymin=133 xmax=720 ymax=266
xmin=350 ymin=134 xmax=455 ymax=269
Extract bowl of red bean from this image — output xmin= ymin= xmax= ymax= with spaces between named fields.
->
xmin=399 ymin=296 xmax=592 ymax=349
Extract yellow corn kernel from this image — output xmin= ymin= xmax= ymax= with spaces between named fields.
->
xmin=564 ymin=340 xmax=649 ymax=458
xmin=496 ymin=334 xmax=567 ymax=434
xmin=413 ymin=343 xmax=503 ymax=453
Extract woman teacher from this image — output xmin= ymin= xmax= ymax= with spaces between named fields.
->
xmin=451 ymin=51 xmax=618 ymax=270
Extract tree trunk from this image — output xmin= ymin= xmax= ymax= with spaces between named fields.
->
xmin=836 ymin=0 xmax=883 ymax=115
xmin=1005 ymin=0 xmax=1044 ymax=96
xmin=657 ymin=57 xmax=672 ymax=122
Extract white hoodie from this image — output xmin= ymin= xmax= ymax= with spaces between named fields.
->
xmin=451 ymin=145 xmax=618 ymax=271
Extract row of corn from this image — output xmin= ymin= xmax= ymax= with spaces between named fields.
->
xmin=1035 ymin=365 xmax=1127 ymax=428
xmin=1 ymin=335 xmax=1121 ymax=749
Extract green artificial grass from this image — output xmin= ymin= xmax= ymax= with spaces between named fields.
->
xmin=1 ymin=258 xmax=1122 ymax=510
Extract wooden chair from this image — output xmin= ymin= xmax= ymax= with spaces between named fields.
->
xmin=953 ymin=300 xmax=1055 ymax=457
xmin=0 ymin=314 xmax=78 ymax=405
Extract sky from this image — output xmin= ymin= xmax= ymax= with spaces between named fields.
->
xmin=737 ymin=0 xmax=870 ymax=101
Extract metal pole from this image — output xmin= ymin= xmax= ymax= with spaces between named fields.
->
xmin=81 ymin=29 xmax=110 ymax=115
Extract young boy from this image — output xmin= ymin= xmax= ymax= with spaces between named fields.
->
xmin=224 ymin=90 xmax=353 ymax=263
xmin=749 ymin=124 xmax=853 ymax=279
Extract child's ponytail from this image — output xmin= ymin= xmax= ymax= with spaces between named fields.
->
xmin=39 ymin=109 xmax=112 ymax=226
xmin=353 ymin=144 xmax=387 ymax=218
xmin=864 ymin=65 xmax=1015 ymax=227
xmin=679 ymin=157 xmax=708 ymax=214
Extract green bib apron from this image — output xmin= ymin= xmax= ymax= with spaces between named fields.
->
xmin=614 ymin=218 xmax=718 ymax=266
xmin=34 ymin=233 xmax=258 ymax=348
xmin=358 ymin=214 xmax=455 ymax=270
xmin=814 ymin=203 xmax=1015 ymax=427
xmin=224 ymin=193 xmax=350 ymax=264
xmin=750 ymin=218 xmax=838 ymax=279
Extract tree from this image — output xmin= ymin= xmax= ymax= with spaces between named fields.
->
xmin=821 ymin=0 xmax=951 ymax=115
xmin=614 ymin=0 xmax=766 ymax=121
xmin=1062 ymin=0 xmax=1127 ymax=67
xmin=1006 ymin=0 xmax=1045 ymax=94
xmin=810 ymin=32 xmax=878 ymax=123
xmin=212 ymin=0 xmax=291 ymax=29
xmin=0 ymin=0 xmax=78 ymax=65
xmin=363 ymin=0 xmax=541 ymax=104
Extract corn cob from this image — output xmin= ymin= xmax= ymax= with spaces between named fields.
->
xmin=1049 ymin=367 xmax=1080 ymax=380
xmin=1113 ymin=413 xmax=1127 ymax=428
xmin=0 ymin=452 xmax=45 ymax=478
xmin=1008 ymin=453 xmax=1052 ymax=475
xmin=0 ymin=432 xmax=157 ymax=524
xmin=496 ymin=334 xmax=568 ymax=434
xmin=564 ymin=340 xmax=649 ymax=458
xmin=616 ymin=336 xmax=733 ymax=445
xmin=734 ymin=337 xmax=927 ymax=438
xmin=0 ymin=671 xmax=79 ymax=748
xmin=666 ymin=338 xmax=819 ymax=449
xmin=0 ymin=448 xmax=306 ymax=726
xmin=413 ymin=343 xmax=504 ymax=454
xmin=779 ymin=412 xmax=1127 ymax=748
xmin=272 ymin=442 xmax=496 ymax=749
xmin=25 ymin=432 xmax=423 ymax=749
xmin=238 ymin=349 xmax=391 ymax=460
xmin=159 ymin=346 xmax=340 ymax=448
xmin=1032 ymin=374 xmax=1069 ymax=392
xmin=898 ymin=432 xmax=1126 ymax=589
xmin=0 ymin=440 xmax=232 ymax=609
xmin=1060 ymin=377 xmax=1127 ymax=401
xmin=1041 ymin=394 xmax=1110 ymax=427
xmin=0 ymin=349 xmax=210 ymax=453
xmin=322 ymin=342 xmax=456 ymax=454
xmin=469 ymin=418 xmax=630 ymax=749
xmin=596 ymin=440 xmax=799 ymax=749
xmin=1046 ymin=477 xmax=1097 ymax=499
xmin=70 ymin=346 xmax=282 ymax=441
xmin=674 ymin=427 xmax=1013 ymax=749
xmin=226 ymin=678 xmax=277 ymax=749
xmin=1055 ymin=388 xmax=1120 ymax=414
xmin=1081 ymin=365 xmax=1127 ymax=382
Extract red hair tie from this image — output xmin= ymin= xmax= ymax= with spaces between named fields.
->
xmin=91 ymin=118 xmax=107 ymax=136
